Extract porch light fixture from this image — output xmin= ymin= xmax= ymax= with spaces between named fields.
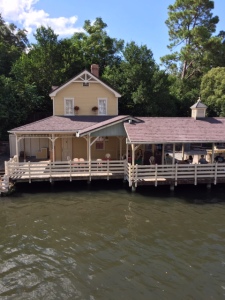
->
xmin=92 ymin=106 xmax=98 ymax=111
xmin=74 ymin=106 xmax=80 ymax=111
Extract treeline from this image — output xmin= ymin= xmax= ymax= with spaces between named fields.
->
xmin=0 ymin=0 xmax=225 ymax=139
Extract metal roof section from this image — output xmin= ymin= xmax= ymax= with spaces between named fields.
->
xmin=49 ymin=70 xmax=121 ymax=98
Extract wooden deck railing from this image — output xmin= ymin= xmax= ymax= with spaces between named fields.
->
xmin=5 ymin=160 xmax=126 ymax=182
xmin=128 ymin=163 xmax=225 ymax=187
xmin=4 ymin=160 xmax=225 ymax=187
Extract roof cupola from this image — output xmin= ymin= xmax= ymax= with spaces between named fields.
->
xmin=190 ymin=97 xmax=207 ymax=119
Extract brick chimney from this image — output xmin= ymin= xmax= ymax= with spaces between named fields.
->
xmin=91 ymin=64 xmax=99 ymax=78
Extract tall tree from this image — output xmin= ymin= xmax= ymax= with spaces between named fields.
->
xmin=71 ymin=17 xmax=124 ymax=73
xmin=103 ymin=42 xmax=176 ymax=116
xmin=0 ymin=14 xmax=29 ymax=76
xmin=161 ymin=0 xmax=220 ymax=79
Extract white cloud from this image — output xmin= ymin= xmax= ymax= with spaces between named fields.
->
xmin=0 ymin=0 xmax=84 ymax=38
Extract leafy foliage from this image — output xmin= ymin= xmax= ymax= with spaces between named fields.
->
xmin=200 ymin=67 xmax=225 ymax=116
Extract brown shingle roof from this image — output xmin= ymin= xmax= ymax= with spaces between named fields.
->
xmin=9 ymin=116 xmax=118 ymax=133
xmin=125 ymin=117 xmax=225 ymax=143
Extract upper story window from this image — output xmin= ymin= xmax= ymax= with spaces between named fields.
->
xmin=98 ymin=98 xmax=107 ymax=115
xmin=64 ymin=98 xmax=74 ymax=115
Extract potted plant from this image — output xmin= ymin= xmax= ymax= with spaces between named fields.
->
xmin=74 ymin=106 xmax=79 ymax=111
xmin=92 ymin=106 xmax=98 ymax=112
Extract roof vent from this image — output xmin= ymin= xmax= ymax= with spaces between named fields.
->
xmin=190 ymin=97 xmax=207 ymax=119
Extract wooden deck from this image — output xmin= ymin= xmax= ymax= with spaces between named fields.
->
xmin=3 ymin=160 xmax=225 ymax=189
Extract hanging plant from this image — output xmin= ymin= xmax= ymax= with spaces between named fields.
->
xmin=74 ymin=106 xmax=79 ymax=111
xmin=92 ymin=106 xmax=98 ymax=111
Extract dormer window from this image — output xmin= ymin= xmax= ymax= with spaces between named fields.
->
xmin=64 ymin=98 xmax=74 ymax=115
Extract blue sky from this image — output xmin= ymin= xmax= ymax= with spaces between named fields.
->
xmin=1 ymin=0 xmax=225 ymax=64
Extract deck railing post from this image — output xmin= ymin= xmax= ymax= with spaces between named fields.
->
xmin=69 ymin=160 xmax=72 ymax=181
xmin=89 ymin=160 xmax=91 ymax=182
xmin=49 ymin=161 xmax=52 ymax=182
xmin=155 ymin=164 xmax=158 ymax=187
xmin=123 ymin=160 xmax=126 ymax=180
xmin=107 ymin=160 xmax=109 ymax=180
xmin=28 ymin=161 xmax=31 ymax=183
xmin=175 ymin=163 xmax=178 ymax=186
xmin=135 ymin=164 xmax=138 ymax=187
xmin=214 ymin=162 xmax=218 ymax=185
xmin=194 ymin=164 xmax=197 ymax=185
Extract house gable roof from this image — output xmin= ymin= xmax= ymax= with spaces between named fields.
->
xmin=49 ymin=70 xmax=121 ymax=98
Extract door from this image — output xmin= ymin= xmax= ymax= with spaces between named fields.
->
xmin=62 ymin=137 xmax=72 ymax=161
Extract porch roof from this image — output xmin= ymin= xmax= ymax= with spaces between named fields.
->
xmin=8 ymin=115 xmax=119 ymax=134
xmin=125 ymin=117 xmax=225 ymax=144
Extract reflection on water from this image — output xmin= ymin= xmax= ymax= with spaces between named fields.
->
xmin=1 ymin=181 xmax=225 ymax=299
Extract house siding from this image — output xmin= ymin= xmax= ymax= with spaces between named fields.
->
xmin=53 ymin=82 xmax=118 ymax=116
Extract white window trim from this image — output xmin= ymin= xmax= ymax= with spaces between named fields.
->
xmin=64 ymin=98 xmax=74 ymax=116
xmin=98 ymin=98 xmax=107 ymax=115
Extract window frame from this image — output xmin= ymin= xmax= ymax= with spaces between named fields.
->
xmin=64 ymin=98 xmax=74 ymax=116
xmin=98 ymin=98 xmax=107 ymax=115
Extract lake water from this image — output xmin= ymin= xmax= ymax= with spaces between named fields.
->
xmin=1 ymin=180 xmax=225 ymax=300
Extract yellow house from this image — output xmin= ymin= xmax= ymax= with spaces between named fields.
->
xmin=8 ymin=64 xmax=134 ymax=162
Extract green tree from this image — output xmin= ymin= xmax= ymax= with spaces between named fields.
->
xmin=71 ymin=17 xmax=124 ymax=73
xmin=103 ymin=42 xmax=176 ymax=116
xmin=0 ymin=14 xmax=29 ymax=76
xmin=0 ymin=75 xmax=42 ymax=139
xmin=200 ymin=67 xmax=225 ymax=116
xmin=161 ymin=0 xmax=220 ymax=79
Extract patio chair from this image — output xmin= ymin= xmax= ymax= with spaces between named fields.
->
xmin=79 ymin=158 xmax=85 ymax=170
xmin=149 ymin=156 xmax=155 ymax=165
xmin=96 ymin=158 xmax=102 ymax=171
xmin=72 ymin=158 xmax=79 ymax=170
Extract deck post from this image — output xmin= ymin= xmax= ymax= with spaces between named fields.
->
xmin=69 ymin=160 xmax=72 ymax=181
xmin=49 ymin=161 xmax=52 ymax=183
xmin=194 ymin=164 xmax=197 ymax=185
xmin=214 ymin=162 xmax=218 ymax=185
xmin=155 ymin=164 xmax=158 ymax=187
xmin=135 ymin=164 xmax=138 ymax=187
xmin=170 ymin=184 xmax=175 ymax=191
xmin=28 ymin=161 xmax=31 ymax=183
xmin=107 ymin=160 xmax=109 ymax=180
xmin=175 ymin=163 xmax=178 ymax=186
xmin=131 ymin=183 xmax=136 ymax=192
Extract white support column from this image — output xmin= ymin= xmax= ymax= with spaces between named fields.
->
xmin=131 ymin=144 xmax=135 ymax=166
xmin=182 ymin=143 xmax=184 ymax=160
xmin=162 ymin=144 xmax=165 ymax=165
xmin=212 ymin=143 xmax=215 ymax=163
xmin=172 ymin=143 xmax=176 ymax=164
xmin=15 ymin=135 xmax=19 ymax=159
